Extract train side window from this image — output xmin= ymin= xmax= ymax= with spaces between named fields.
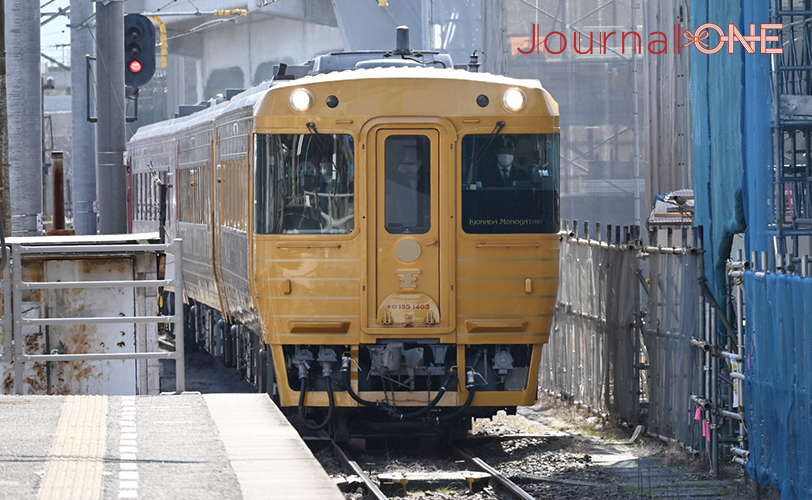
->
xmin=254 ymin=133 xmax=355 ymax=235
xmin=384 ymin=135 xmax=431 ymax=234
xmin=461 ymin=134 xmax=560 ymax=234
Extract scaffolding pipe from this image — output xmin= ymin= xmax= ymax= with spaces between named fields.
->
xmin=646 ymin=431 xmax=700 ymax=456
xmin=697 ymin=227 xmax=710 ymax=463
xmin=690 ymin=394 xmax=710 ymax=410
xmin=690 ymin=337 xmax=711 ymax=352
xmin=734 ymin=249 xmax=746 ymax=457
xmin=719 ymin=409 xmax=742 ymax=421
xmin=719 ymin=351 xmax=742 ymax=362
xmin=710 ymin=305 xmax=719 ymax=475
xmin=698 ymin=279 xmax=737 ymax=338
xmin=643 ymin=245 xmax=701 ymax=255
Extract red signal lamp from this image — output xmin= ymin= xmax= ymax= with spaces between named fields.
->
xmin=129 ymin=60 xmax=143 ymax=73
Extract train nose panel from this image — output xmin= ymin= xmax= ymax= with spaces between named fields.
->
xmin=376 ymin=292 xmax=440 ymax=326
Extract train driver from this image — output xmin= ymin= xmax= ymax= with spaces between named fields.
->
xmin=479 ymin=138 xmax=530 ymax=188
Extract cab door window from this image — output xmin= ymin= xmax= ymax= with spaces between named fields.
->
xmin=384 ymin=135 xmax=431 ymax=234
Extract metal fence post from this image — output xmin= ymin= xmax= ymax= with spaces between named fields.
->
xmin=12 ymin=243 xmax=22 ymax=394
xmin=173 ymin=238 xmax=185 ymax=392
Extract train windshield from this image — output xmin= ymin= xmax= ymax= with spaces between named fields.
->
xmin=461 ymin=134 xmax=559 ymax=234
xmin=254 ymin=133 xmax=355 ymax=234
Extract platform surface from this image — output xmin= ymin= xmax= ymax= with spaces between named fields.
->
xmin=0 ymin=393 xmax=343 ymax=500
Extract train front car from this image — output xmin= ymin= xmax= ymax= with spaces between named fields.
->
xmin=252 ymin=54 xmax=560 ymax=431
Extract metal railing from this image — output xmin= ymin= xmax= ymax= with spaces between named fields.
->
xmin=4 ymin=239 xmax=184 ymax=394
xmin=0 ymin=259 xmax=12 ymax=365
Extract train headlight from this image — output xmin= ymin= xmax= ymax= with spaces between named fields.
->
xmin=502 ymin=87 xmax=527 ymax=112
xmin=289 ymin=88 xmax=313 ymax=112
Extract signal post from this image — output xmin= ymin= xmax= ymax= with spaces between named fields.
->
xmin=124 ymin=14 xmax=156 ymax=90
xmin=93 ymin=5 xmax=156 ymax=235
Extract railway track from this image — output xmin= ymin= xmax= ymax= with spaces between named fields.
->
xmin=312 ymin=434 xmax=544 ymax=500
xmin=452 ymin=445 xmax=536 ymax=500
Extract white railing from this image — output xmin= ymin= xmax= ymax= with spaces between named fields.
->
xmin=2 ymin=239 xmax=184 ymax=394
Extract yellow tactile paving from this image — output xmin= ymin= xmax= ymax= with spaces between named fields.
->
xmin=38 ymin=395 xmax=108 ymax=500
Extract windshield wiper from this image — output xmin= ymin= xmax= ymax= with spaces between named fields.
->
xmin=467 ymin=121 xmax=505 ymax=184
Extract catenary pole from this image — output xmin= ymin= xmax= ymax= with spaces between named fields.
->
xmin=94 ymin=0 xmax=126 ymax=234
xmin=6 ymin=0 xmax=42 ymax=235
xmin=71 ymin=0 xmax=97 ymax=234
xmin=0 ymin=0 xmax=10 ymax=236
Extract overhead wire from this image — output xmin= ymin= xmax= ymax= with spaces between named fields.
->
xmin=154 ymin=0 xmax=179 ymax=13
xmin=160 ymin=0 xmax=283 ymax=43
xmin=65 ymin=0 xmax=284 ymax=135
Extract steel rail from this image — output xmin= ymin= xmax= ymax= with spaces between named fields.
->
xmin=452 ymin=445 xmax=535 ymax=500
xmin=331 ymin=441 xmax=389 ymax=500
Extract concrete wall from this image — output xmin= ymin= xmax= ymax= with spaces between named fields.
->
xmin=127 ymin=0 xmax=342 ymax=108
xmin=198 ymin=16 xmax=343 ymax=99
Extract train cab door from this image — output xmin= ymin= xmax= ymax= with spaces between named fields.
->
xmin=366 ymin=126 xmax=452 ymax=333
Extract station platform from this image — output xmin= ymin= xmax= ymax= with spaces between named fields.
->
xmin=0 ymin=393 xmax=344 ymax=500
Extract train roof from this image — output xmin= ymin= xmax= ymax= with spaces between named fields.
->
xmin=270 ymin=65 xmax=545 ymax=92
xmin=129 ymin=79 xmax=273 ymax=143
xmin=130 ymin=60 xmax=550 ymax=144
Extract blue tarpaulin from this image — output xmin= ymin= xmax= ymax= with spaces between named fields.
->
xmin=690 ymin=0 xmax=744 ymax=334
xmin=690 ymin=1 xmax=812 ymax=497
xmin=744 ymin=272 xmax=812 ymax=500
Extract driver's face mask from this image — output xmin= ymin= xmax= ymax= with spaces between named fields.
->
xmin=497 ymin=154 xmax=514 ymax=168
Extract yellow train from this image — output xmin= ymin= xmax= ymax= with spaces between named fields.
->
xmin=129 ymin=30 xmax=560 ymax=432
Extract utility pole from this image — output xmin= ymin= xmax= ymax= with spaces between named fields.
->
xmin=6 ymin=0 xmax=43 ymax=236
xmin=94 ymin=0 xmax=126 ymax=234
xmin=71 ymin=0 xmax=97 ymax=234
xmin=0 ymin=0 xmax=10 ymax=236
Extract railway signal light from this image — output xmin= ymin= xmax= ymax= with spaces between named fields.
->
xmin=124 ymin=14 xmax=156 ymax=88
